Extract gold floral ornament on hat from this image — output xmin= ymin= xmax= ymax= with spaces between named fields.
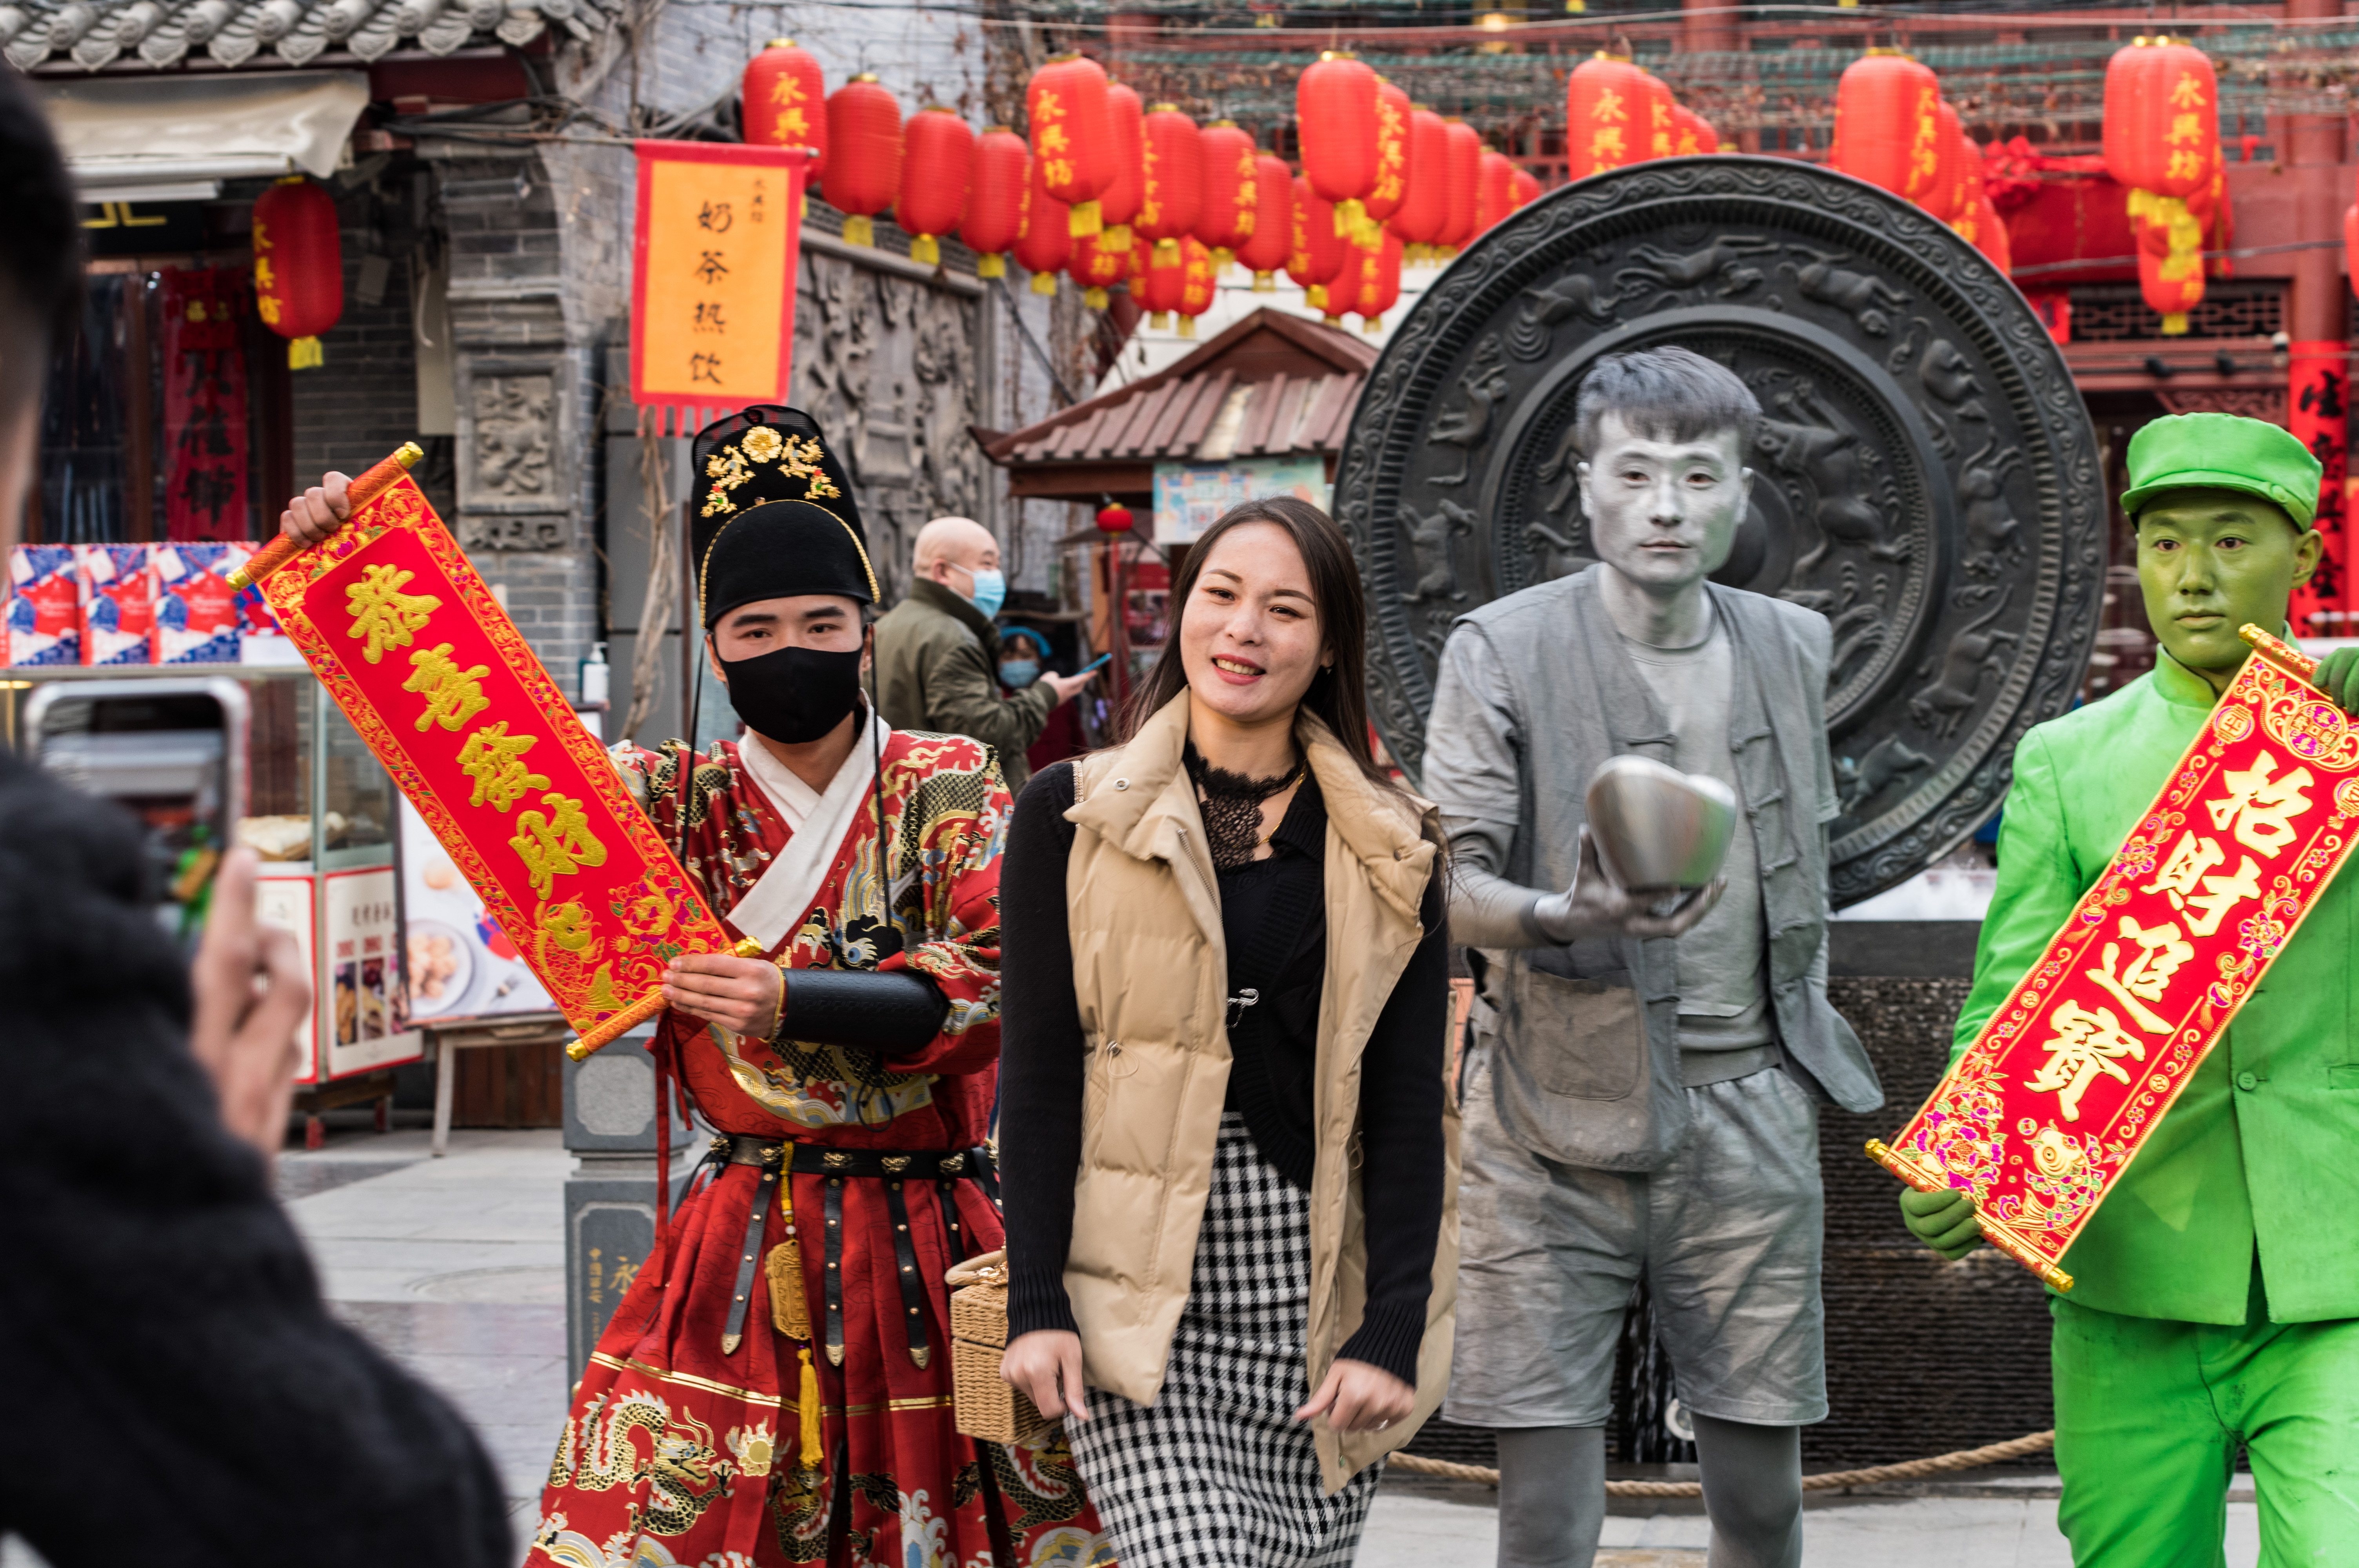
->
xmin=701 ymin=426 xmax=840 ymax=518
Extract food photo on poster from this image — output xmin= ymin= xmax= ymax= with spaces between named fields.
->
xmin=398 ymin=795 xmax=552 ymax=1022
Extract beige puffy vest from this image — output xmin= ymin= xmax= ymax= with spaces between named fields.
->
xmin=1060 ymin=692 xmax=1461 ymax=1492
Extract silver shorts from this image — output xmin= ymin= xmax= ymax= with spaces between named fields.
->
xmin=1445 ymin=1043 xmax=1828 ymax=1429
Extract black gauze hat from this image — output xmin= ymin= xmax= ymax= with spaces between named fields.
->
xmin=691 ymin=407 xmax=878 ymax=626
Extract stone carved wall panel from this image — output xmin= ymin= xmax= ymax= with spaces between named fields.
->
xmin=1338 ymin=158 xmax=2106 ymax=905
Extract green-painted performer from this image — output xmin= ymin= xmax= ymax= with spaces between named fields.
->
xmin=1901 ymin=412 xmax=2359 ymax=1566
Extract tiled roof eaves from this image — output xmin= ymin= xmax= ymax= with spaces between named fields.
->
xmin=2 ymin=0 xmax=608 ymax=72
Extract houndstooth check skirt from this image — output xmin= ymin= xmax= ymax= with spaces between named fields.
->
xmin=1066 ymin=1110 xmax=1383 ymax=1568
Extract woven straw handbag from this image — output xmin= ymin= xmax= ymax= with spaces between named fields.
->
xmin=945 ymin=1250 xmax=1054 ymax=1446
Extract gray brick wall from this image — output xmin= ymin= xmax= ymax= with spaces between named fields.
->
xmin=291 ymin=185 xmax=428 ymax=503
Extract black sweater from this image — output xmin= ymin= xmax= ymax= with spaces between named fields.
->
xmin=0 ymin=751 xmax=511 ymax=1566
xmin=997 ymin=760 xmax=1451 ymax=1385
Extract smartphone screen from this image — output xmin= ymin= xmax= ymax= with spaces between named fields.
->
xmin=28 ymin=680 xmax=249 ymax=949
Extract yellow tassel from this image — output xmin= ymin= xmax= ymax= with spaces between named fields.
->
xmin=1178 ymin=317 xmax=1196 ymax=339
xmin=288 ymin=335 xmax=322 ymax=370
xmin=1149 ymin=310 xmax=1170 ymax=329
xmin=1085 ymin=285 xmax=1108 ymax=310
xmin=1210 ymin=246 xmax=1233 ymax=275
xmin=1363 ymin=316 xmax=1383 ymax=334
xmin=909 ymin=233 xmax=940 ymax=265
xmin=1253 ymin=270 xmax=1275 ymax=292
xmin=1307 ymin=284 xmax=1327 ymax=310
xmin=1332 ymin=198 xmax=1366 ymax=240
xmin=1105 ymin=223 xmax=1132 ymax=252
xmin=1323 ymin=313 xmax=1343 ymax=327
xmin=841 ymin=214 xmax=874 ymax=247
xmin=1030 ymin=271 xmax=1057 ymax=296
xmin=797 ymin=1346 xmax=823 ymax=1460
xmin=977 ymin=253 xmax=1005 ymax=278
xmin=1068 ymin=200 xmax=1102 ymax=237
xmin=1152 ymin=237 xmax=1180 ymax=266
xmin=2162 ymin=312 xmax=2190 ymax=335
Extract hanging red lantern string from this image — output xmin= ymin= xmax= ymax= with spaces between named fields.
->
xmin=1013 ymin=151 xmax=1071 ymax=295
xmin=824 ymin=74 xmax=901 ymax=247
xmin=1365 ymin=78 xmax=1412 ymax=241
xmin=1390 ymin=105 xmax=1450 ymax=262
xmin=1028 ymin=52 xmax=1116 ymax=238
xmin=1672 ymin=105 xmax=1718 ymax=156
xmin=743 ymin=39 xmax=827 ymax=181
xmin=1439 ymin=117 xmax=1482 ymax=255
xmin=1565 ymin=53 xmax=1652 ymax=180
xmin=962 ymin=127 xmax=1028 ymax=278
xmin=1195 ymin=121 xmax=1259 ymax=274
xmin=2105 ymin=36 xmax=2219 ymax=336
xmin=1176 ymin=236 xmax=1217 ymax=339
xmin=1298 ymin=51 xmax=1380 ymax=243
xmin=898 ymin=107 xmax=973 ymax=266
xmin=1830 ymin=50 xmax=1943 ymax=208
xmin=1138 ymin=105 xmax=1203 ymax=269
xmin=1641 ymin=70 xmax=1676 ymax=160
xmin=1237 ymin=152 xmax=1294 ymax=291
xmin=1351 ymin=229 xmax=1404 ymax=334
xmin=1068 ymin=228 xmax=1133 ymax=311
xmin=1100 ymin=83 xmax=1146 ymax=254
xmin=1474 ymin=147 xmax=1517 ymax=235
xmin=253 ymin=175 xmax=341 ymax=369
xmin=1138 ymin=227 xmax=1187 ymax=327
xmin=1287 ymin=173 xmax=1348 ymax=310
xmin=1509 ymin=165 xmax=1541 ymax=212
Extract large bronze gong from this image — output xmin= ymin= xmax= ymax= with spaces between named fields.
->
xmin=1339 ymin=156 xmax=2105 ymax=906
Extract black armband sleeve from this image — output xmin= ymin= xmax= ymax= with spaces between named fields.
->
xmin=776 ymin=969 xmax=948 ymax=1051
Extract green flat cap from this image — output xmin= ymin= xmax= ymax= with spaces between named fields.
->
xmin=2121 ymin=412 xmax=2323 ymax=529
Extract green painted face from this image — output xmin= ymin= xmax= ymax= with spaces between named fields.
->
xmin=2135 ymin=488 xmax=2322 ymax=693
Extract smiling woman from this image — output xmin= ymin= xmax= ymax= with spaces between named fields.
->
xmin=996 ymin=497 xmax=1458 ymax=1568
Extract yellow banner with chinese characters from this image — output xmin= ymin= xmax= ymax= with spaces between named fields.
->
xmin=258 ymin=470 xmax=741 ymax=1038
xmin=1870 ymin=627 xmax=2359 ymax=1289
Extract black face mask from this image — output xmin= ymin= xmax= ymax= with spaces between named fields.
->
xmin=716 ymin=642 xmax=865 ymax=744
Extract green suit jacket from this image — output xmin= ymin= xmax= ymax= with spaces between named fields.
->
xmin=1956 ymin=649 xmax=2359 ymax=1324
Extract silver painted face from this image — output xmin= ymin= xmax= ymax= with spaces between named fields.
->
xmin=1577 ymin=412 xmax=1754 ymax=594
xmin=1585 ymin=754 xmax=1737 ymax=891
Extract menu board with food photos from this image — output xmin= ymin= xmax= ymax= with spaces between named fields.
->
xmin=397 ymin=794 xmax=554 ymax=1024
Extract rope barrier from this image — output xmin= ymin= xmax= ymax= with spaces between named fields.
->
xmin=1388 ymin=1430 xmax=2057 ymax=1496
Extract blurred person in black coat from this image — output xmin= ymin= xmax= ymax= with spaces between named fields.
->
xmin=0 ymin=67 xmax=511 ymax=1566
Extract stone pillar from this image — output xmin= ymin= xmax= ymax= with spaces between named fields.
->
xmin=2285 ymin=0 xmax=2349 ymax=634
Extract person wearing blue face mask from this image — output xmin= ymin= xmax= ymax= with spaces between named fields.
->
xmin=998 ymin=626 xmax=1049 ymax=691
xmin=874 ymin=516 xmax=1096 ymax=791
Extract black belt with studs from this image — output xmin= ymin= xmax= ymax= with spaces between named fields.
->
xmin=706 ymin=1134 xmax=994 ymax=1369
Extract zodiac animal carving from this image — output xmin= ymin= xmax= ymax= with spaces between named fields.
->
xmin=1427 ymin=351 xmax=1513 ymax=487
xmin=1526 ymin=517 xmax=1593 ymax=583
xmin=1755 ymin=380 xmax=1906 ymax=567
xmin=1909 ymin=588 xmax=2017 ymax=740
xmin=1837 ymin=732 xmax=1934 ymax=814
xmin=1401 ymin=499 xmax=1478 ymax=601
xmin=1959 ymin=439 xmax=2029 ymax=574
xmin=1615 ymin=236 xmax=1781 ymax=306
xmin=1509 ymin=276 xmax=1623 ymax=360
xmin=1783 ymin=249 xmax=1911 ymax=336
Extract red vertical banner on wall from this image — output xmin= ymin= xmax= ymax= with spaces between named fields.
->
xmin=161 ymin=268 xmax=252 ymax=541
xmin=2288 ymin=341 xmax=2348 ymax=637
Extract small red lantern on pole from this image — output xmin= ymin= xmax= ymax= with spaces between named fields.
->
xmin=1298 ymin=51 xmax=1381 ymax=241
xmin=743 ymin=40 xmax=827 ymax=178
xmin=1831 ymin=51 xmax=1944 ymax=207
xmin=824 ymin=75 xmax=901 ymax=247
xmin=1391 ymin=105 xmax=1451 ymax=262
xmin=963 ymin=127 xmax=1029 ymax=278
xmin=1028 ymin=53 xmax=1116 ymax=237
xmin=1566 ymin=53 xmax=1652 ymax=180
xmin=1237 ymin=153 xmax=1294 ymax=291
xmin=1195 ymin=121 xmax=1259 ymax=273
xmin=898 ymin=107 xmax=973 ymax=266
xmin=1138 ymin=105 xmax=1203 ymax=269
xmin=253 ymin=175 xmax=341 ymax=369
xmin=1014 ymin=151 xmax=1071 ymax=294
xmin=1095 ymin=502 xmax=1134 ymax=534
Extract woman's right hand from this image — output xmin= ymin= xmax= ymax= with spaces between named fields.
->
xmin=1001 ymin=1329 xmax=1090 ymax=1423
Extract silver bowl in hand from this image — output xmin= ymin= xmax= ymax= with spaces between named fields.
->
xmin=1585 ymin=755 xmax=1737 ymax=891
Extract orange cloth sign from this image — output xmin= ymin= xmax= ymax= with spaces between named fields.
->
xmin=258 ymin=474 xmax=738 ymax=1036
xmin=630 ymin=141 xmax=811 ymax=435
xmin=1871 ymin=627 xmax=2359 ymax=1289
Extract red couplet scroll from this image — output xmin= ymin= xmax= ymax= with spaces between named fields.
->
xmin=1870 ymin=626 xmax=2359 ymax=1289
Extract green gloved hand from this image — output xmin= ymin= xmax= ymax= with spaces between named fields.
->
xmin=2315 ymin=647 xmax=2359 ymax=718
xmin=1899 ymin=1187 xmax=1983 ymax=1261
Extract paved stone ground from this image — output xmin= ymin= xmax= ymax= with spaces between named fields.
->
xmin=261 ymin=1125 xmax=2267 ymax=1568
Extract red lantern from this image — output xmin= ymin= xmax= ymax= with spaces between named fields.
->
xmin=1138 ymin=229 xmax=1187 ymax=326
xmin=1440 ymin=118 xmax=1482 ymax=252
xmin=1474 ymin=148 xmax=1516 ymax=234
xmin=1138 ymin=105 xmax=1203 ymax=267
xmin=743 ymin=39 xmax=826 ymax=176
xmin=1367 ymin=78 xmax=1412 ymax=231
xmin=824 ymin=75 xmax=901 ymax=247
xmin=1321 ymin=243 xmax=1361 ymax=325
xmin=1196 ymin=122 xmax=1259 ymax=270
xmin=1916 ymin=101 xmax=1967 ymax=221
xmin=252 ymin=175 xmax=341 ymax=369
xmin=1566 ymin=53 xmax=1652 ymax=180
xmin=1832 ymin=51 xmax=1944 ymax=207
xmin=1095 ymin=502 xmax=1135 ymax=534
xmin=897 ymin=107 xmax=972 ymax=266
xmin=1390 ymin=105 xmax=1451 ymax=260
xmin=962 ymin=127 xmax=1028 ymax=278
xmin=1350 ymin=230 xmax=1404 ymax=334
xmin=1641 ymin=71 xmax=1675 ymax=160
xmin=1287 ymin=174 xmax=1348 ymax=309
xmin=1014 ymin=151 xmax=1071 ymax=295
xmin=1672 ymin=105 xmax=1718 ymax=156
xmin=2105 ymin=37 xmax=2217 ymax=198
xmin=1237 ymin=153 xmax=1294 ymax=290
xmin=1509 ymin=166 xmax=1541 ymax=212
xmin=1298 ymin=52 xmax=1381 ymax=238
xmin=1176 ymin=236 xmax=1217 ymax=339
xmin=1027 ymin=53 xmax=1116 ymax=236
xmin=1068 ymin=228 xmax=1133 ymax=311
xmin=1100 ymin=83 xmax=1146 ymax=249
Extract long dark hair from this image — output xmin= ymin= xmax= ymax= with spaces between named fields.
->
xmin=1120 ymin=496 xmax=1403 ymax=800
